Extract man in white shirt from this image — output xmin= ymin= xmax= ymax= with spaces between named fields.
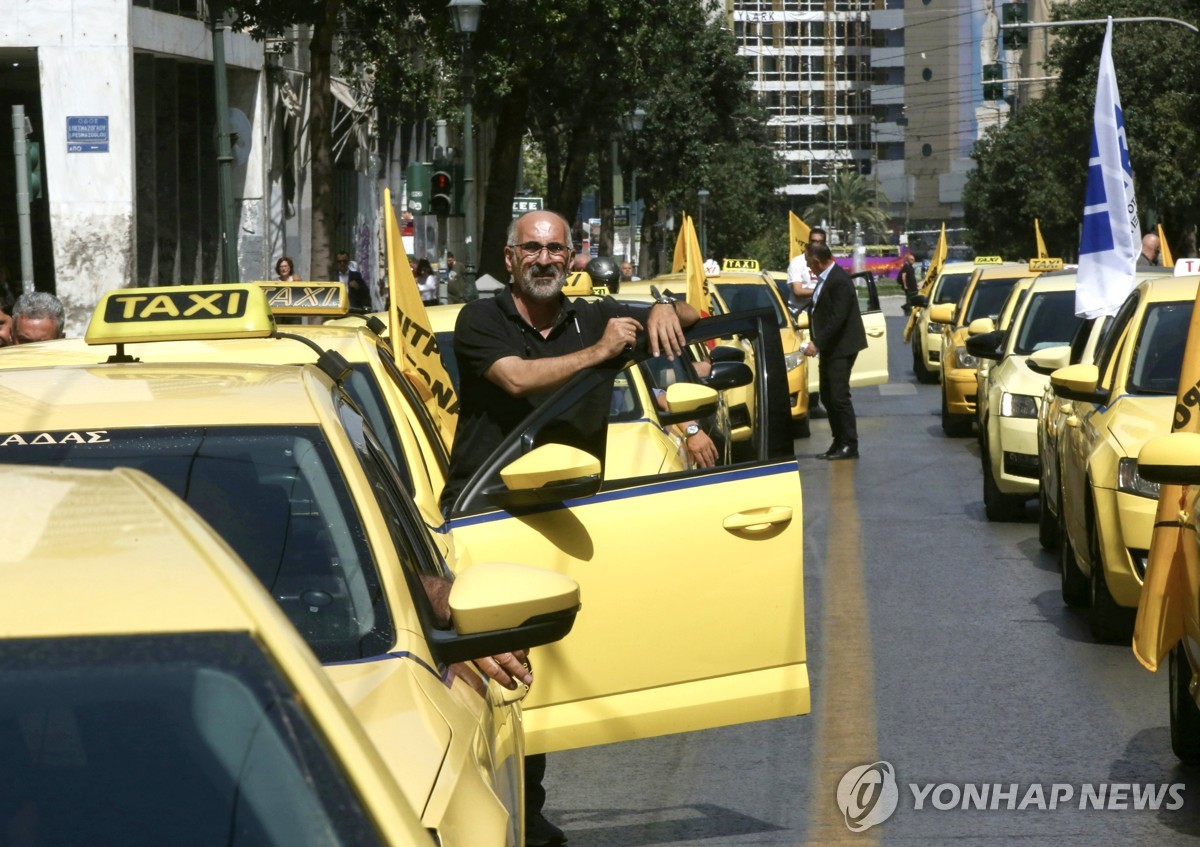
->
xmin=786 ymin=227 xmax=827 ymax=304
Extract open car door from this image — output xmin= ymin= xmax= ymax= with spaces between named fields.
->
xmin=851 ymin=270 xmax=889 ymax=386
xmin=447 ymin=310 xmax=809 ymax=754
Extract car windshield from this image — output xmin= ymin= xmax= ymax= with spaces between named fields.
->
xmin=964 ymin=277 xmax=1022 ymax=323
xmin=0 ymin=633 xmax=384 ymax=847
xmin=1128 ymin=301 xmax=1193 ymax=395
xmin=1013 ymin=290 xmax=1083 ymax=355
xmin=713 ymin=283 xmax=787 ymax=328
xmin=0 ymin=425 xmax=389 ymax=663
xmin=933 ymin=272 xmax=972 ymax=304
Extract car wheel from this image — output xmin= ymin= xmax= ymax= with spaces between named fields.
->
xmin=792 ymin=415 xmax=811 ymax=439
xmin=1170 ymin=645 xmax=1200 ymax=765
xmin=1060 ymin=501 xmax=1088 ymax=606
xmin=913 ymin=339 xmax=936 ymax=384
xmin=941 ymin=389 xmax=972 ymax=437
xmin=1038 ymin=480 xmax=1057 ymax=551
xmin=983 ymin=454 xmax=1024 ymax=521
xmin=1088 ymin=517 xmax=1133 ymax=643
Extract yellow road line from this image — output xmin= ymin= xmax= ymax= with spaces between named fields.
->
xmin=804 ymin=462 xmax=879 ymax=845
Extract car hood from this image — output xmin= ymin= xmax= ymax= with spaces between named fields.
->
xmin=1107 ymin=395 xmax=1175 ymax=456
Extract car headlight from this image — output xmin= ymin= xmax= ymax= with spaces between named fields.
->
xmin=954 ymin=346 xmax=980 ymax=369
xmin=1117 ymin=457 xmax=1161 ymax=499
xmin=927 ymin=321 xmax=942 ymax=334
xmin=784 ymin=350 xmax=804 ymax=371
xmin=1000 ymin=392 xmax=1038 ymax=418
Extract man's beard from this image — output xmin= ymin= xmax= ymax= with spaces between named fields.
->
xmin=514 ymin=262 xmax=566 ymax=303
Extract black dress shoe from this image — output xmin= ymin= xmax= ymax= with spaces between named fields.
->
xmin=526 ymin=812 xmax=568 ymax=847
xmin=816 ymin=442 xmax=842 ymax=459
xmin=825 ymin=445 xmax=859 ymax=460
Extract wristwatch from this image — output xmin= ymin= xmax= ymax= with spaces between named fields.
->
xmin=650 ymin=284 xmax=675 ymax=306
xmin=684 ymin=423 xmax=701 ymax=438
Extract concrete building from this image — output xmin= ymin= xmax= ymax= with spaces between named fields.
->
xmin=0 ymin=0 xmax=381 ymax=332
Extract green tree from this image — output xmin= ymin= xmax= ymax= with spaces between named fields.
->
xmin=801 ymin=170 xmax=890 ymax=244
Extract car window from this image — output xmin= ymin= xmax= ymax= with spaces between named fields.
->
xmin=346 ymin=363 xmax=411 ymax=491
xmin=1093 ymin=291 xmax=1141 ymax=383
xmin=1128 ymin=301 xmax=1193 ymax=395
xmin=0 ymin=632 xmax=385 ymax=847
xmin=713 ymin=283 xmax=787 ymax=328
xmin=0 ymin=425 xmax=391 ymax=663
xmin=964 ymin=277 xmax=1021 ymax=323
xmin=1013 ymin=290 xmax=1083 ymax=355
xmin=933 ymin=272 xmax=971 ymax=305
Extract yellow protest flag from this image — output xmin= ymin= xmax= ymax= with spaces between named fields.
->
xmin=383 ymin=188 xmax=459 ymax=444
xmin=1133 ymin=282 xmax=1200 ymax=670
xmin=904 ymin=223 xmax=947 ymax=343
xmin=671 ymin=215 xmax=689 ymax=273
xmin=1035 ymin=218 xmax=1049 ymax=259
xmin=789 ymin=211 xmax=811 ymax=261
xmin=683 ymin=214 xmax=709 ymax=316
xmin=1158 ymin=223 xmax=1174 ymax=268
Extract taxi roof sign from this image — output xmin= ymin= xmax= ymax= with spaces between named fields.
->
xmin=974 ymin=256 xmax=1004 ymax=265
xmin=1028 ymin=257 xmax=1063 ymax=272
xmin=722 ymin=258 xmax=761 ymax=272
xmin=563 ymin=271 xmax=593 ymax=296
xmin=254 ymin=281 xmax=349 ymax=316
xmin=85 ymin=284 xmax=276 ymax=346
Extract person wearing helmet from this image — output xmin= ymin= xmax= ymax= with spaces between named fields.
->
xmin=586 ymin=256 xmax=621 ymax=294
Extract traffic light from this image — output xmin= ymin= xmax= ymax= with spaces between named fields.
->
xmin=430 ymin=162 xmax=453 ymax=217
xmin=26 ymin=141 xmax=42 ymax=201
xmin=1002 ymin=3 xmax=1028 ymax=50
xmin=982 ymin=62 xmax=1004 ymax=100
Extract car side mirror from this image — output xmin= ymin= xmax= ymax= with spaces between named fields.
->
xmin=709 ymin=345 xmax=746 ymax=364
xmin=657 ymin=382 xmax=720 ymax=425
xmin=487 ymin=443 xmax=602 ymax=508
xmin=911 ymin=294 xmax=928 ymax=308
xmin=794 ymin=312 xmax=810 ymax=330
xmin=965 ymin=330 xmax=1004 ymax=361
xmin=967 ymin=317 xmax=995 ymax=337
xmin=929 ymin=303 xmax=955 ymax=325
xmin=1027 ymin=345 xmax=1070 ymax=376
xmin=1050 ymin=363 xmax=1108 ymax=404
xmin=702 ymin=361 xmax=754 ymax=391
xmin=1138 ymin=432 xmax=1200 ymax=485
xmin=427 ymin=561 xmax=582 ymax=663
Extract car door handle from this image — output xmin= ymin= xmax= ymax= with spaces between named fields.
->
xmin=489 ymin=679 xmax=531 ymax=707
xmin=723 ymin=506 xmax=793 ymax=532
xmin=867 ymin=328 xmax=885 ymax=337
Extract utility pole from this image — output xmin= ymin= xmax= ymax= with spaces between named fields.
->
xmin=11 ymin=106 xmax=34 ymax=293
xmin=210 ymin=0 xmax=240 ymax=283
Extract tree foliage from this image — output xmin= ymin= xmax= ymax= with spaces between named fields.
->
xmin=801 ymin=170 xmax=891 ymax=245
xmin=964 ymin=0 xmax=1200 ymax=257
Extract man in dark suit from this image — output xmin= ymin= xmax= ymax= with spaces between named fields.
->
xmin=803 ymin=243 xmax=867 ymax=460
xmin=336 ymin=250 xmax=372 ymax=310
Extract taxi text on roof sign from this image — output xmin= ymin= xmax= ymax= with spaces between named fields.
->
xmin=1028 ymin=258 xmax=1064 ymax=271
xmin=975 ymin=256 xmax=1004 ymax=265
xmin=722 ymin=258 xmax=761 ymax=272
xmin=254 ymin=281 xmax=349 ymax=316
xmin=85 ymin=284 xmax=276 ymax=346
xmin=1175 ymin=259 xmax=1200 ymax=277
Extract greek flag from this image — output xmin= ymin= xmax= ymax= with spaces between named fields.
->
xmin=1076 ymin=18 xmax=1139 ymax=319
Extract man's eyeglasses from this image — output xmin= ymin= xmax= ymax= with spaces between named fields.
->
xmin=511 ymin=241 xmax=569 ymax=257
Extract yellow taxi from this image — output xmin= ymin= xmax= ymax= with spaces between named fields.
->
xmin=1051 ymin=274 xmax=1199 ymax=642
xmin=968 ymin=272 xmax=1082 ymax=520
xmin=930 ymin=260 xmax=1046 ymax=436
xmin=2 ymin=284 xmax=810 ymax=826
xmin=0 ymin=463 xmax=434 ymax=845
xmin=909 ymin=259 xmax=982 ymax=383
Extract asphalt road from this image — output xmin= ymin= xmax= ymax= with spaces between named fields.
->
xmin=542 ymin=297 xmax=1200 ymax=846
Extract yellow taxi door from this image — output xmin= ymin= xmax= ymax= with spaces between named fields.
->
xmin=447 ymin=311 xmax=809 ymax=755
xmin=851 ymin=270 xmax=889 ymax=386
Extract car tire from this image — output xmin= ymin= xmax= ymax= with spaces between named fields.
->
xmin=1088 ymin=516 xmax=1133 ymax=643
xmin=983 ymin=455 xmax=1024 ymax=521
xmin=793 ymin=415 xmax=811 ymax=439
xmin=1038 ymin=481 xmax=1057 ymax=551
xmin=1170 ymin=645 xmax=1200 ymax=765
xmin=941 ymin=389 xmax=972 ymax=437
xmin=1060 ymin=501 xmax=1088 ymax=606
xmin=913 ymin=339 xmax=936 ymax=384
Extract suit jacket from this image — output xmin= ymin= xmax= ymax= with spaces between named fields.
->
xmin=810 ymin=264 xmax=868 ymax=359
xmin=344 ymin=270 xmax=371 ymax=309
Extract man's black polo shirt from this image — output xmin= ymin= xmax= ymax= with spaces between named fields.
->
xmin=441 ymin=284 xmax=639 ymax=511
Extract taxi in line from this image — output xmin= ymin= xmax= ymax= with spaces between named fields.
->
xmin=909 ymin=258 xmax=987 ymax=384
xmin=1051 ymin=273 xmax=1199 ymax=642
xmin=967 ymin=272 xmax=1082 ymax=520
xmin=930 ymin=259 xmax=1049 ymax=436
xmin=0 ymin=463 xmax=436 ymax=846
xmin=1 ymin=283 xmax=812 ymax=837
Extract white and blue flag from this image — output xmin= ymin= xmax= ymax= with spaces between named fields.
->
xmin=1076 ymin=17 xmax=1139 ymax=319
